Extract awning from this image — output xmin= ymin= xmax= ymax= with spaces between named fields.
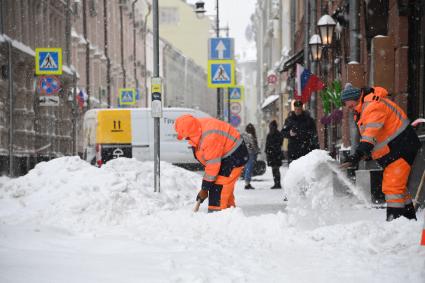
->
xmin=278 ymin=49 xmax=304 ymax=73
xmin=261 ymin=94 xmax=280 ymax=109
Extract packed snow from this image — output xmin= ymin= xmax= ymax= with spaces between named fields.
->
xmin=0 ymin=150 xmax=424 ymax=283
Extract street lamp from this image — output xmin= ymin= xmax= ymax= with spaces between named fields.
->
xmin=309 ymin=34 xmax=322 ymax=62
xmin=193 ymin=0 xmax=224 ymax=120
xmin=194 ymin=1 xmax=206 ymax=18
xmin=317 ymin=14 xmax=336 ymax=46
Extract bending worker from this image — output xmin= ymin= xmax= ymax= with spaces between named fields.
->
xmin=174 ymin=114 xmax=249 ymax=212
xmin=340 ymin=84 xmax=421 ymax=221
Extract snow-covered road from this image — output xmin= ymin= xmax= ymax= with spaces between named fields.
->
xmin=0 ymin=151 xmax=424 ymax=283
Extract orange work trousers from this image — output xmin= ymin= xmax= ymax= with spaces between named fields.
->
xmin=208 ymin=166 xmax=243 ymax=212
xmin=382 ymin=158 xmax=413 ymax=208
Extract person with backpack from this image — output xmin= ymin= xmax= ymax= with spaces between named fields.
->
xmin=241 ymin=123 xmax=260 ymax=189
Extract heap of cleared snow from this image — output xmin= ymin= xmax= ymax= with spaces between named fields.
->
xmin=0 ymin=157 xmax=199 ymax=232
xmin=283 ymin=150 xmax=369 ymax=226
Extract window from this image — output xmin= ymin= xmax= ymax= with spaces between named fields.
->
xmin=89 ymin=0 xmax=97 ymax=17
xmin=159 ymin=7 xmax=179 ymax=25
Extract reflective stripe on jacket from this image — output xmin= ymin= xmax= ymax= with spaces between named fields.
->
xmin=174 ymin=115 xmax=243 ymax=182
xmin=355 ymin=87 xmax=410 ymax=160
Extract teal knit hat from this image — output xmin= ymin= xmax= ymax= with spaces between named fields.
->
xmin=341 ymin=83 xmax=361 ymax=103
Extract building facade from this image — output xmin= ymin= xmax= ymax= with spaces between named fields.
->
xmin=0 ymin=0 xmax=216 ymax=176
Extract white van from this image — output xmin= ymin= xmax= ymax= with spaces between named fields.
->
xmin=83 ymin=108 xmax=210 ymax=167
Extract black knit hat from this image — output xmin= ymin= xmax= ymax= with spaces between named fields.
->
xmin=341 ymin=83 xmax=361 ymax=103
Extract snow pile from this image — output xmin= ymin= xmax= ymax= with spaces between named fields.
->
xmin=283 ymin=150 xmax=368 ymax=226
xmin=0 ymin=157 xmax=199 ymax=232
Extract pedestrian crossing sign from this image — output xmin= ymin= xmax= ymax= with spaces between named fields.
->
xmin=35 ymin=48 xmax=62 ymax=75
xmin=207 ymin=59 xmax=235 ymax=88
xmin=119 ymin=88 xmax=136 ymax=105
xmin=228 ymin=86 xmax=244 ymax=101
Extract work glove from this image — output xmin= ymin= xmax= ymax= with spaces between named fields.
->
xmin=340 ymin=152 xmax=362 ymax=169
xmin=196 ymin=189 xmax=208 ymax=203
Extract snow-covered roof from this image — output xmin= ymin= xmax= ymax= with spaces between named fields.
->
xmin=261 ymin=94 xmax=279 ymax=109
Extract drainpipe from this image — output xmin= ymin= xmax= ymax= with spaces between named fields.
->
xmin=132 ymin=0 xmax=139 ymax=97
xmin=7 ymin=39 xmax=13 ymax=176
xmin=290 ymin=0 xmax=296 ymax=54
xmin=142 ymin=2 xmax=152 ymax=107
xmin=310 ymin=0 xmax=317 ymax=119
xmin=83 ymin=0 xmax=90 ymax=109
xmin=349 ymin=0 xmax=360 ymax=154
xmin=120 ymin=4 xmax=126 ymax=87
xmin=303 ymin=0 xmax=309 ymax=69
xmin=104 ymin=0 xmax=111 ymax=108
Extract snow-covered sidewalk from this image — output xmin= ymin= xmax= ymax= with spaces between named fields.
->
xmin=0 ymin=151 xmax=424 ymax=283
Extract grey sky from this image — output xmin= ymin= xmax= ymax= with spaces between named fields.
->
xmin=186 ymin=0 xmax=257 ymax=58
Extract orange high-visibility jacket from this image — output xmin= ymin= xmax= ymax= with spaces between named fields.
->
xmin=175 ymin=115 xmax=244 ymax=182
xmin=355 ymin=87 xmax=410 ymax=160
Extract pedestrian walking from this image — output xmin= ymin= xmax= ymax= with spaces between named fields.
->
xmin=340 ymin=84 xmax=422 ymax=221
xmin=174 ymin=114 xmax=249 ymax=212
xmin=265 ymin=120 xmax=284 ymax=189
xmin=281 ymin=100 xmax=319 ymax=164
xmin=241 ymin=123 xmax=260 ymax=190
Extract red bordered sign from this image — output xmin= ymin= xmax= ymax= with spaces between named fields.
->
xmin=37 ymin=75 xmax=62 ymax=95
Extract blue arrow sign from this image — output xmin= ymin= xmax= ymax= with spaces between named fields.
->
xmin=209 ymin=38 xmax=234 ymax=60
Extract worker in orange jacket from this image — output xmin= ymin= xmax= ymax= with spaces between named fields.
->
xmin=174 ymin=114 xmax=249 ymax=212
xmin=340 ymin=85 xmax=422 ymax=221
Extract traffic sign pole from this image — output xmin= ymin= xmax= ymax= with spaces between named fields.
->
xmin=153 ymin=0 xmax=160 ymax=193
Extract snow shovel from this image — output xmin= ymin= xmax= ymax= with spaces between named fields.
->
xmin=413 ymin=170 xmax=425 ymax=210
xmin=193 ymin=199 xmax=202 ymax=212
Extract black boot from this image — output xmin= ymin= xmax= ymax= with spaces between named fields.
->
xmin=403 ymin=203 xmax=417 ymax=220
xmin=386 ymin=207 xmax=404 ymax=221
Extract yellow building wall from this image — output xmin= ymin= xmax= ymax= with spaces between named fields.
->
xmin=148 ymin=0 xmax=211 ymax=70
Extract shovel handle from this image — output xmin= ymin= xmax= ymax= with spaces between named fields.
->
xmin=193 ymin=199 xmax=202 ymax=212
xmin=413 ymin=170 xmax=425 ymax=210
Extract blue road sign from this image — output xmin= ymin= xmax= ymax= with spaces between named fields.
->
xmin=37 ymin=76 xmax=61 ymax=95
xmin=119 ymin=88 xmax=136 ymax=105
xmin=209 ymin=38 xmax=234 ymax=60
xmin=229 ymin=87 xmax=242 ymax=100
xmin=208 ymin=60 xmax=236 ymax=88
xmin=35 ymin=48 xmax=62 ymax=75
xmin=230 ymin=114 xmax=241 ymax=128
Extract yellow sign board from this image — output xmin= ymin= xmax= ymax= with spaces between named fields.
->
xmin=96 ymin=110 xmax=132 ymax=144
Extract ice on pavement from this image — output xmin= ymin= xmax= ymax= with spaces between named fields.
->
xmin=0 ymin=151 xmax=424 ymax=283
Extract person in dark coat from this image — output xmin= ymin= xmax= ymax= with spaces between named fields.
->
xmin=281 ymin=101 xmax=319 ymax=163
xmin=265 ymin=120 xmax=284 ymax=189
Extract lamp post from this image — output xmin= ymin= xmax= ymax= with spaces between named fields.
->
xmin=317 ymin=14 xmax=336 ymax=46
xmin=309 ymin=34 xmax=322 ymax=120
xmin=317 ymin=14 xmax=336 ymax=156
xmin=309 ymin=34 xmax=323 ymax=62
xmin=194 ymin=0 xmax=223 ymax=120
